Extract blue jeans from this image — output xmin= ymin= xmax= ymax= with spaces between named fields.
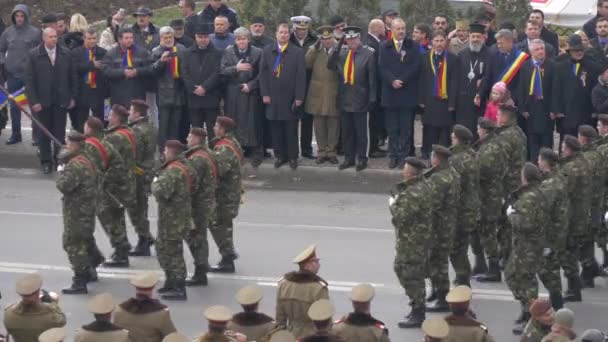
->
xmin=384 ymin=107 xmax=415 ymax=160
xmin=7 ymin=76 xmax=24 ymax=137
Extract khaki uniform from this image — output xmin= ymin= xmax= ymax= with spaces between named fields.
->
xmin=113 ymin=298 xmax=176 ymax=342
xmin=444 ymin=314 xmax=494 ymax=342
xmin=540 ymin=332 xmax=573 ymax=342
xmin=3 ymin=302 xmax=66 ymax=342
xmin=275 ymin=271 xmax=329 ymax=338
xmin=332 ymin=313 xmax=390 ymax=342
xmin=74 ymin=321 xmax=131 ymax=342
xmin=299 ymin=331 xmax=345 ymax=342
xmin=227 ymin=312 xmax=275 ymax=342
xmin=193 ymin=332 xmax=239 ymax=342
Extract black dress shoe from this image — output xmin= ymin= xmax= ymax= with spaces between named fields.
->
xmin=42 ymin=164 xmax=52 ymax=174
xmin=328 ymin=157 xmax=339 ymax=164
xmin=289 ymin=159 xmax=298 ymax=170
xmin=339 ymin=159 xmax=355 ymax=170
xmin=355 ymin=160 xmax=368 ymax=172
xmin=6 ymin=135 xmax=22 ymax=145
xmin=388 ymin=158 xmax=399 ymax=169
xmin=274 ymin=159 xmax=287 ymax=168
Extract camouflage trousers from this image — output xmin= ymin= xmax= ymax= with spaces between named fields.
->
xmin=209 ymin=208 xmax=237 ymax=258
xmin=97 ymin=193 xmax=131 ymax=255
xmin=428 ymin=222 xmax=452 ymax=292
xmin=497 ymin=216 xmax=512 ymax=261
xmin=478 ymin=218 xmax=500 ymax=258
xmin=157 ymin=237 xmax=187 ymax=282
xmin=560 ymin=234 xmax=582 ymax=278
xmin=394 ymin=245 xmax=427 ymax=309
xmin=450 ymin=223 xmax=472 ymax=281
xmin=505 ymin=246 xmax=541 ymax=307
xmin=127 ymin=175 xmax=153 ymax=241
xmin=538 ymin=251 xmax=562 ymax=294
xmin=62 ymin=211 xmax=104 ymax=277
xmin=186 ymin=210 xmax=210 ymax=268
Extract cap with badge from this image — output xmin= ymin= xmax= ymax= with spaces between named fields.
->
xmin=88 ymin=292 xmax=115 ymax=314
xmin=293 ymin=244 xmax=318 ymax=264
xmin=452 ymin=124 xmax=474 ymax=142
xmin=529 ymin=298 xmax=553 ymax=319
xmin=236 ymin=285 xmax=264 ymax=306
xmin=16 ymin=273 xmax=43 ymax=296
xmin=343 ymin=26 xmax=362 ymax=39
xmin=403 ymin=157 xmax=427 ymax=170
xmin=162 ymin=332 xmax=191 ymax=342
xmin=307 ymin=299 xmax=334 ymax=322
xmin=216 ymin=116 xmax=236 ymax=131
xmin=432 ymin=144 xmax=453 ymax=158
xmin=133 ymin=7 xmax=153 ymax=17
xmin=421 ymin=317 xmax=449 ymax=339
xmin=316 ymin=26 xmax=334 ymax=40
xmin=66 ymin=131 xmax=87 ymax=144
xmin=205 ymin=305 xmax=233 ymax=323
xmin=38 ymin=327 xmax=66 ymax=342
xmin=190 ymin=127 xmax=208 ymax=139
xmin=350 ymin=284 xmax=375 ymax=303
xmin=130 ymin=272 xmax=160 ymax=289
xmin=455 ymin=20 xmax=470 ymax=31
xmin=269 ymin=330 xmax=296 ymax=342
xmin=446 ymin=285 xmax=472 ymax=304
xmin=291 ymin=16 xmax=312 ymax=29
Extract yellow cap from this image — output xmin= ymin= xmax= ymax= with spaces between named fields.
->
xmin=422 ymin=318 xmax=449 ymax=339
xmin=88 ymin=293 xmax=115 ymax=314
xmin=293 ymin=244 xmax=317 ymax=264
xmin=162 ymin=332 xmax=190 ymax=342
xmin=130 ymin=272 xmax=160 ymax=289
xmin=307 ymin=299 xmax=334 ymax=321
xmin=269 ymin=330 xmax=296 ymax=342
xmin=446 ymin=285 xmax=473 ymax=304
xmin=205 ymin=305 xmax=232 ymax=322
xmin=16 ymin=273 xmax=42 ymax=296
xmin=350 ymin=284 xmax=375 ymax=302
xmin=38 ymin=327 xmax=66 ymax=342
xmin=236 ymin=285 xmax=264 ymax=306
xmin=456 ymin=20 xmax=470 ymax=31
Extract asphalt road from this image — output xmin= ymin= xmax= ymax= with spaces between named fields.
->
xmin=0 ymin=167 xmax=607 ymax=341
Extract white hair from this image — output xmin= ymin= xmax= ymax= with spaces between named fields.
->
xmin=529 ymin=38 xmax=545 ymax=48
xmin=234 ymin=27 xmax=251 ymax=39
xmin=159 ymin=26 xmax=174 ymax=36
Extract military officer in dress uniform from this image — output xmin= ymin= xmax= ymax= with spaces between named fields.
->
xmin=113 ymin=273 xmax=177 ymax=342
xmin=299 ymin=300 xmax=344 ymax=342
xmin=227 ymin=286 xmax=275 ymax=341
xmin=38 ymin=328 xmax=66 ymax=342
xmin=267 ymin=330 xmax=296 ymax=342
xmin=444 ymin=286 xmax=494 ymax=342
xmin=3 ymin=274 xmax=66 ymax=342
xmin=421 ymin=318 xmax=450 ymax=342
xmin=74 ymin=293 xmax=130 ymax=342
xmin=276 ymin=244 xmax=330 ymax=339
xmin=194 ymin=306 xmax=246 ymax=342
xmin=333 ymin=284 xmax=390 ymax=342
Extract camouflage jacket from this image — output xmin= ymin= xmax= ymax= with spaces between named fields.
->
xmin=129 ymin=117 xmax=158 ymax=181
xmin=596 ymin=135 xmax=608 ymax=210
xmin=152 ymin=156 xmax=193 ymax=239
xmin=184 ymin=144 xmax=217 ymax=223
xmin=582 ymin=142 xmax=607 ymax=219
xmin=84 ymin=133 xmax=128 ymax=187
xmin=105 ymin=124 xmax=137 ymax=176
xmin=476 ymin=132 xmax=508 ymax=220
xmin=507 ymin=181 xmax=545 ymax=257
xmin=539 ymin=169 xmax=570 ymax=252
xmin=450 ymin=144 xmax=481 ymax=228
xmin=56 ymin=152 xmax=97 ymax=232
xmin=521 ymin=318 xmax=551 ymax=342
xmin=425 ymin=162 xmax=460 ymax=239
xmin=390 ymin=175 xmax=434 ymax=251
xmin=211 ymin=133 xmax=243 ymax=216
xmin=559 ymin=152 xmax=593 ymax=236
xmin=496 ymin=121 xmax=527 ymax=194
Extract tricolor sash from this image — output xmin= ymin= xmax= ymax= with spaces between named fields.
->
xmin=343 ymin=48 xmax=355 ymax=85
xmin=86 ymin=49 xmax=97 ymax=88
xmin=498 ymin=50 xmax=529 ymax=85
xmin=122 ymin=47 xmax=134 ymax=68
xmin=190 ymin=150 xmax=218 ymax=179
xmin=430 ymin=50 xmax=448 ymax=100
xmin=168 ymin=46 xmax=179 ymax=79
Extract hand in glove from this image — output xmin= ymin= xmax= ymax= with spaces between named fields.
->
xmin=506 ymin=205 xmax=516 ymax=216
xmin=604 ymin=211 xmax=608 ymax=223
xmin=153 ymin=176 xmax=159 ymax=183
xmin=57 ymin=164 xmax=65 ymax=173
xmin=389 ymin=195 xmax=396 ymax=206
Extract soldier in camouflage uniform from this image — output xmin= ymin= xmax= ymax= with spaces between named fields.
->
xmin=521 ymin=298 xmax=554 ymax=342
xmin=449 ymin=125 xmax=480 ymax=286
xmin=425 ymin=145 xmax=460 ymax=313
xmin=100 ymin=105 xmax=138 ymax=267
xmin=505 ymin=163 xmax=546 ymax=335
xmin=474 ymin=118 xmax=508 ymax=282
xmin=152 ymin=140 xmax=193 ymax=301
xmin=208 ymin=116 xmax=243 ymax=273
xmin=559 ymin=135 xmax=593 ymax=302
xmin=596 ymin=115 xmax=608 ymax=270
xmin=56 ymin=132 xmax=100 ymax=295
xmin=578 ymin=125 xmax=607 ymax=287
xmin=389 ymin=157 xmax=433 ymax=328
xmin=128 ymin=99 xmax=158 ymax=257
xmin=184 ymin=127 xmax=217 ymax=286
xmin=537 ymin=148 xmax=568 ymax=311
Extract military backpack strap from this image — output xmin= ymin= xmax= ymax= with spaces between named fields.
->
xmin=85 ymin=137 xmax=109 ymax=171
xmin=169 ymin=161 xmax=192 ymax=193
xmin=116 ymin=128 xmax=137 ymax=158
xmin=215 ymin=139 xmax=243 ymax=162
xmin=71 ymin=155 xmax=96 ymax=177
xmin=191 ymin=150 xmax=219 ymax=179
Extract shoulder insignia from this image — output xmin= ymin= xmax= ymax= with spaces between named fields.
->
xmin=278 ymin=277 xmax=285 ymax=284
xmin=364 ymin=45 xmax=375 ymax=52
xmin=480 ymin=324 xmax=488 ymax=333
xmin=318 ymin=280 xmax=328 ymax=287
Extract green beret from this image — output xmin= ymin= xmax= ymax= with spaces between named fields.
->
xmin=404 ymin=157 xmax=427 ymax=170
xmin=563 ymin=135 xmax=581 ymax=151
xmin=539 ymin=147 xmax=559 ymax=165
xmin=165 ymin=140 xmax=186 ymax=151
xmin=578 ymin=125 xmax=598 ymax=139
xmin=477 ymin=117 xmax=496 ymax=130
xmin=453 ymin=124 xmax=473 ymax=142
xmin=66 ymin=131 xmax=86 ymax=144
xmin=432 ymin=144 xmax=453 ymax=158
xmin=523 ymin=162 xmax=542 ymax=182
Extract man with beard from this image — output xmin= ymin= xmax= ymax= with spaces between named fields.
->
xmin=249 ymin=16 xmax=274 ymax=49
xmin=330 ymin=15 xmax=347 ymax=41
xmin=454 ymin=23 xmax=488 ymax=136
xmin=589 ymin=17 xmax=608 ymax=67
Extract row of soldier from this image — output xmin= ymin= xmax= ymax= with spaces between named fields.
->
xmin=389 ymin=104 xmax=608 ymax=335
xmin=55 ymin=100 xmax=243 ymax=300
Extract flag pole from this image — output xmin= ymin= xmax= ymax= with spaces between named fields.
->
xmin=0 ymin=85 xmax=63 ymax=146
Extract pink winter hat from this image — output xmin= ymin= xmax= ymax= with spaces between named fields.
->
xmin=492 ymin=81 xmax=507 ymax=94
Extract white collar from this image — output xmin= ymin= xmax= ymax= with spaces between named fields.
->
xmin=368 ymin=33 xmax=380 ymax=42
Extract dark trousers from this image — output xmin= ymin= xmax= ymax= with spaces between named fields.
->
xmin=189 ymin=107 xmax=218 ymax=141
xmin=7 ymin=76 xmax=24 ymax=138
xmin=270 ymin=119 xmax=298 ymax=161
xmin=385 ymin=107 xmax=415 ymax=160
xmin=369 ymin=106 xmax=385 ymax=152
xmin=341 ymin=111 xmax=368 ymax=161
xmin=38 ymin=104 xmax=67 ymax=164
xmin=422 ymin=124 xmax=450 ymax=159
xmin=528 ymin=131 xmax=553 ymax=162
xmin=159 ymin=105 xmax=184 ymax=149
xmin=300 ymin=112 xmax=313 ymax=155
xmin=74 ymin=100 xmax=105 ymax=133
xmin=178 ymin=106 xmax=190 ymax=143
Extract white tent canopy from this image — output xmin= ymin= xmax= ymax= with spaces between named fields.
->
xmin=531 ymin=0 xmax=597 ymax=28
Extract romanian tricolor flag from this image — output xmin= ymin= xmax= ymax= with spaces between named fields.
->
xmin=343 ymin=48 xmax=355 ymax=85
xmin=11 ymin=88 xmax=28 ymax=107
xmin=0 ymin=90 xmax=8 ymax=109
xmin=499 ymin=51 xmax=529 ymax=85
xmin=86 ymin=49 xmax=97 ymax=89
xmin=169 ymin=46 xmax=179 ymax=79
xmin=272 ymin=43 xmax=287 ymax=78
xmin=122 ymin=47 xmax=134 ymax=68
xmin=430 ymin=50 xmax=448 ymax=100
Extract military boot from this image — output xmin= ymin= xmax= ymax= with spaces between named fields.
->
xmin=475 ymin=257 xmax=502 ymax=282
xmin=102 ymin=250 xmax=130 ymax=268
xmin=581 ymin=266 xmax=596 ymax=289
xmin=87 ymin=267 xmax=98 ymax=283
xmin=454 ymin=274 xmax=471 ymax=287
xmin=397 ymin=306 xmax=425 ymax=328
xmin=550 ymin=292 xmax=564 ymax=310
xmin=62 ymin=276 xmax=88 ymax=295
xmin=603 ymin=249 xmax=608 ymax=270
xmin=157 ymin=279 xmax=175 ymax=294
xmin=426 ymin=288 xmax=438 ymax=302
xmin=426 ymin=290 xmax=450 ymax=313
xmin=563 ymin=276 xmax=582 ymax=302
xmin=129 ymin=236 xmax=153 ymax=257
xmin=512 ymin=309 xmax=531 ymax=335
xmin=161 ymin=282 xmax=187 ymax=301
xmin=472 ymin=252 xmax=488 ymax=276
xmin=209 ymin=255 xmax=236 ymax=273
xmin=185 ymin=265 xmax=208 ymax=286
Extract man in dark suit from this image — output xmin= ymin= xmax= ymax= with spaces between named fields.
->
xmin=584 ymin=0 xmax=608 ymax=40
xmin=590 ymin=17 xmax=608 ymax=67
xmin=523 ymin=9 xmax=559 ymax=51
xmin=378 ymin=18 xmax=421 ymax=169
xmin=72 ymin=27 xmax=107 ymax=129
xmin=516 ymin=20 xmax=556 ymax=57
xmin=363 ymin=18 xmax=387 ymax=158
xmin=25 ymin=27 xmax=78 ymax=174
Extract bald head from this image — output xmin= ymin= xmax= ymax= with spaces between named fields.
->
xmin=368 ymin=19 xmax=385 ymax=39
xmin=43 ymin=27 xmax=58 ymax=49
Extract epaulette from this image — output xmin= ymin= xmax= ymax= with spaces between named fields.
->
xmin=319 ymin=280 xmax=328 ymax=287
xmin=334 ymin=317 xmax=345 ymax=324
xmin=480 ymin=324 xmax=488 ymax=333
xmin=374 ymin=323 xmax=385 ymax=330
xmin=364 ymin=45 xmax=375 ymax=53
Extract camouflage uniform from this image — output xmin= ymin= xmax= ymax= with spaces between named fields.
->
xmin=521 ymin=318 xmax=552 ymax=342
xmin=476 ymin=131 xmax=507 ymax=260
xmin=185 ymin=144 xmax=218 ymax=270
xmin=559 ymin=152 xmax=592 ymax=279
xmin=56 ymin=151 xmax=101 ymax=284
xmin=449 ymin=144 xmax=480 ymax=284
xmin=209 ymin=133 xmax=243 ymax=259
xmin=537 ymin=170 xmax=569 ymax=296
xmin=425 ymin=162 xmax=460 ymax=294
xmin=596 ymin=136 xmax=608 ymax=252
xmin=390 ymin=175 xmax=433 ymax=311
xmin=504 ymin=181 xmax=546 ymax=309
xmin=129 ymin=117 xmax=158 ymax=243
xmin=152 ymin=156 xmax=192 ymax=287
